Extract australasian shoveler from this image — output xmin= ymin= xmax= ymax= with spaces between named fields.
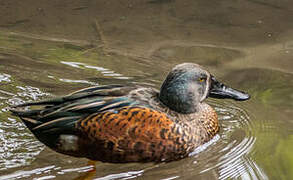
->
xmin=11 ymin=63 xmax=249 ymax=163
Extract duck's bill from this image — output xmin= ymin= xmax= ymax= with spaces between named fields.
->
xmin=209 ymin=76 xmax=250 ymax=101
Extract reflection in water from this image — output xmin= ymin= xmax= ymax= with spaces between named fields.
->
xmin=160 ymin=176 xmax=180 ymax=180
xmin=208 ymin=101 xmax=268 ymax=180
xmin=59 ymin=78 xmax=98 ymax=85
xmin=0 ymin=73 xmax=11 ymax=83
xmin=16 ymin=86 xmax=50 ymax=101
xmin=48 ymin=75 xmax=98 ymax=86
xmin=0 ymin=116 xmax=43 ymax=171
xmin=60 ymin=165 xmax=94 ymax=174
xmin=218 ymin=137 xmax=256 ymax=179
xmin=189 ymin=135 xmax=220 ymax=157
xmin=0 ymin=76 xmax=48 ymax=171
xmin=0 ymin=165 xmax=56 ymax=180
xmin=0 ymin=73 xmax=13 ymax=100
xmin=60 ymin=61 xmax=132 ymax=80
xmin=0 ymin=164 xmax=146 ymax=180
xmin=95 ymin=170 xmax=144 ymax=180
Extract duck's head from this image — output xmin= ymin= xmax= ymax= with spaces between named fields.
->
xmin=159 ymin=63 xmax=250 ymax=114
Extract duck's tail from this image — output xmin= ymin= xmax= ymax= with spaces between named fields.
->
xmin=10 ymin=108 xmax=42 ymax=129
xmin=10 ymin=105 xmax=81 ymax=152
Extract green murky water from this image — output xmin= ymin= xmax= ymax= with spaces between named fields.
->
xmin=0 ymin=1 xmax=293 ymax=179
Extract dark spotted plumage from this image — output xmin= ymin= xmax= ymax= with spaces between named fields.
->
xmin=11 ymin=63 xmax=250 ymax=162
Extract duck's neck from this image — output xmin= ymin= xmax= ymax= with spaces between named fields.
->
xmin=195 ymin=103 xmax=219 ymax=139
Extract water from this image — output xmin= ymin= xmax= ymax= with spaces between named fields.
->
xmin=0 ymin=0 xmax=293 ymax=179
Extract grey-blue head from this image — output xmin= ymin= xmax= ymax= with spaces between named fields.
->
xmin=159 ymin=63 xmax=250 ymax=114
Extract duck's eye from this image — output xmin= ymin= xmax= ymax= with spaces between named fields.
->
xmin=198 ymin=77 xmax=206 ymax=82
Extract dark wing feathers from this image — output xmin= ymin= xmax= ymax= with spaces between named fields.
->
xmin=11 ymin=85 xmax=139 ymax=132
xmin=32 ymin=116 xmax=81 ymax=133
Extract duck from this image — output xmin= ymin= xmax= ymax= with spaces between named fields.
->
xmin=11 ymin=63 xmax=250 ymax=163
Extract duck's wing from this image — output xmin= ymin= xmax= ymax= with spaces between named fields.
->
xmin=10 ymin=85 xmax=140 ymax=143
xmin=11 ymin=84 xmax=139 ymax=124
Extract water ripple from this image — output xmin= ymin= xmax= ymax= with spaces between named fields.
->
xmin=0 ymin=73 xmax=11 ymax=83
xmin=0 ymin=76 xmax=49 ymax=171
xmin=60 ymin=61 xmax=132 ymax=80
xmin=59 ymin=78 xmax=98 ymax=85
xmin=94 ymin=170 xmax=144 ymax=180
xmin=201 ymin=100 xmax=267 ymax=179
xmin=16 ymin=86 xmax=50 ymax=101
xmin=0 ymin=117 xmax=43 ymax=171
xmin=0 ymin=165 xmax=56 ymax=180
